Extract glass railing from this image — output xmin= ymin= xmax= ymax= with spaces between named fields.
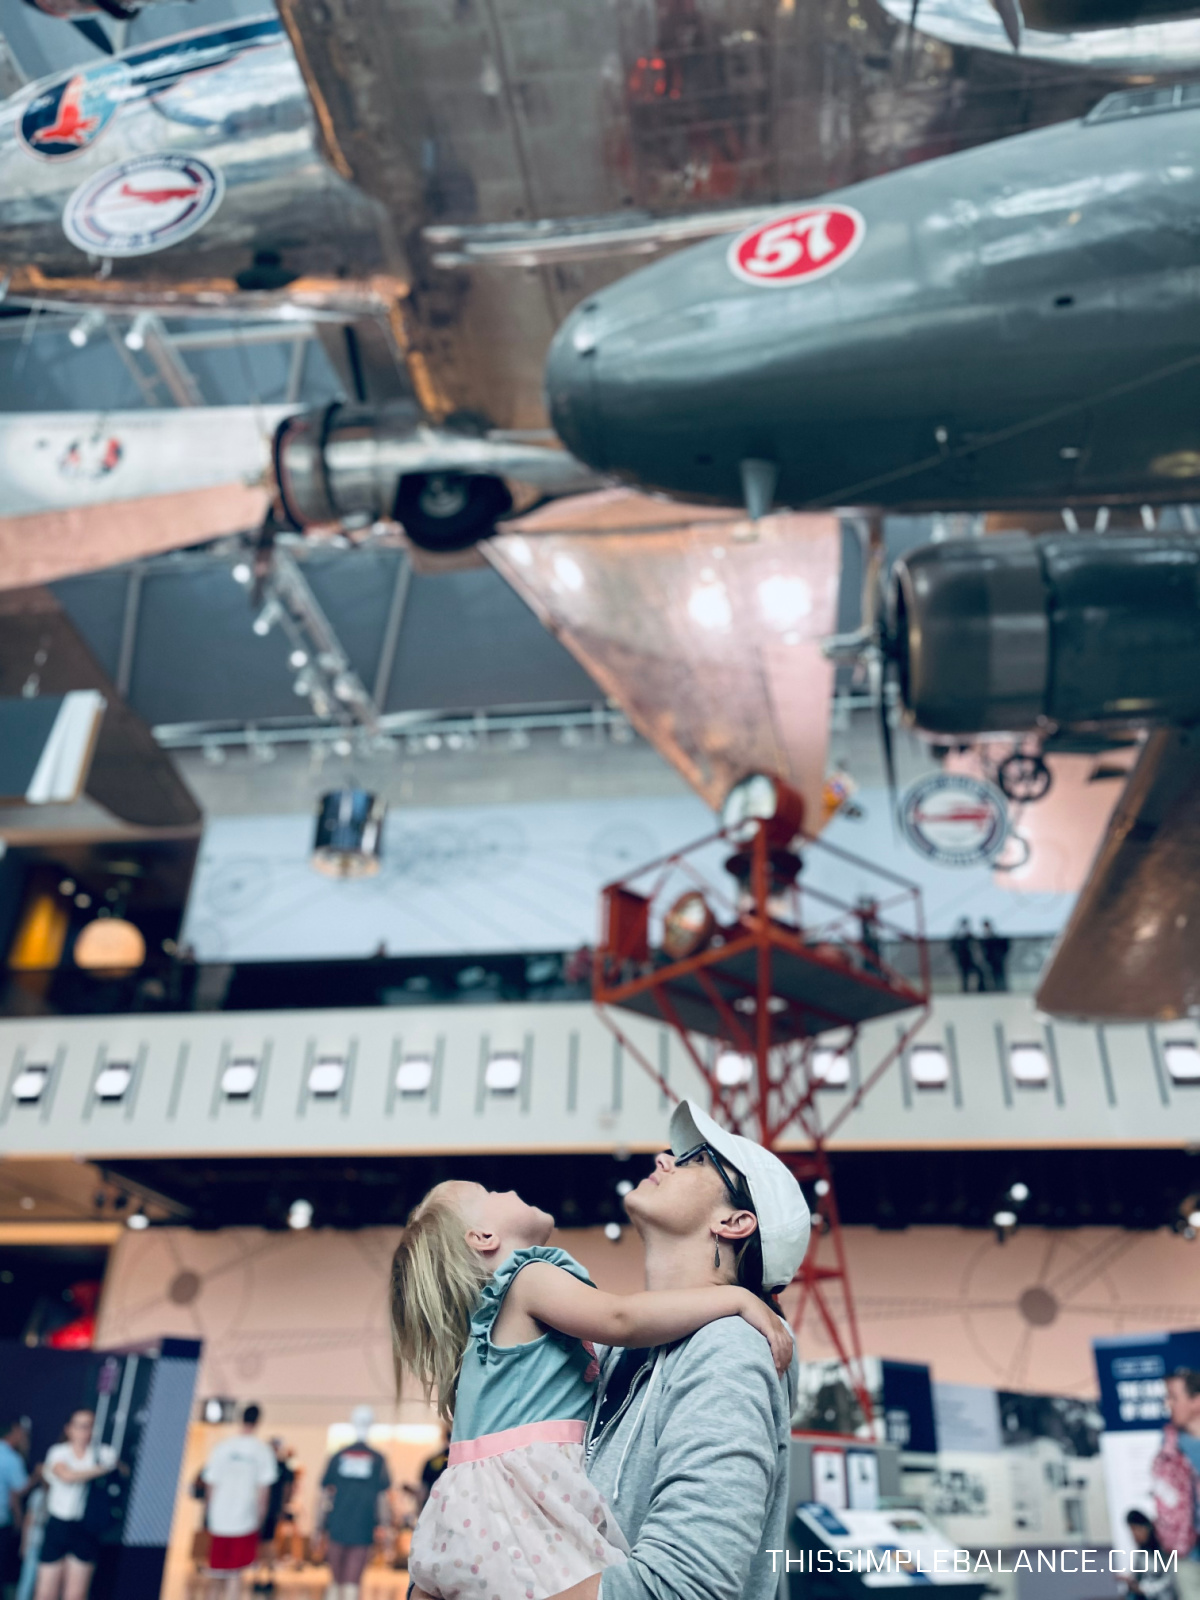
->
xmin=0 ymin=936 xmax=1058 ymax=1017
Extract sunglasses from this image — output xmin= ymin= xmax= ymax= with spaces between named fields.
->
xmin=674 ymin=1143 xmax=755 ymax=1213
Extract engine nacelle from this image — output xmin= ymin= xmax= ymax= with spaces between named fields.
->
xmin=273 ymin=402 xmax=514 ymax=552
xmin=890 ymin=532 xmax=1200 ymax=734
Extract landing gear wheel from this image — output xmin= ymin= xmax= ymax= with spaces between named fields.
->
xmin=394 ymin=473 xmax=512 ymax=553
xmin=997 ymin=752 xmax=1052 ymax=804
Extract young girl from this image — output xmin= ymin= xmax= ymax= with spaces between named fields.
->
xmin=392 ymin=1180 xmax=792 ymax=1600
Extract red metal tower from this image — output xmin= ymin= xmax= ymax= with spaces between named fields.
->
xmin=593 ymin=777 xmax=930 ymax=1427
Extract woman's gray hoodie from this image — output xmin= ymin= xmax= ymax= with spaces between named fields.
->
xmin=586 ymin=1316 xmax=799 ymax=1600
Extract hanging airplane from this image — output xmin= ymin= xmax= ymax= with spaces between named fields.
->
xmin=889 ymin=0 xmax=1200 ymax=69
xmin=0 ymin=0 xmax=1169 ymax=549
xmin=545 ymin=82 xmax=1200 ymax=522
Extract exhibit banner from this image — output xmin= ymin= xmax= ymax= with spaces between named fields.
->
xmin=904 ymin=1381 xmax=1108 ymax=1548
xmin=1093 ymin=1329 xmax=1200 ymax=1561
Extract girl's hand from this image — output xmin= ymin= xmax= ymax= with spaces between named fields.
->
xmin=737 ymin=1292 xmax=795 ymax=1374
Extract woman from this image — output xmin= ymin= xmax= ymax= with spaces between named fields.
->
xmin=33 ymin=1412 xmax=115 ymax=1600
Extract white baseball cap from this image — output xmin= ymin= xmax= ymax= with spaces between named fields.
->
xmin=670 ymin=1098 xmax=811 ymax=1293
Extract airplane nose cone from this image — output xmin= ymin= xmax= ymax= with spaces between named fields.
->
xmin=545 ymin=302 xmax=606 ymax=470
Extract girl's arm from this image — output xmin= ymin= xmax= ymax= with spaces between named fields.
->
xmin=507 ymin=1263 xmax=794 ymax=1373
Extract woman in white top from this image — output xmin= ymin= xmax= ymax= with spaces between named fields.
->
xmin=34 ymin=1411 xmax=116 ymax=1600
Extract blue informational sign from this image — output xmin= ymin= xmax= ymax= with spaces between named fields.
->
xmin=882 ymin=1359 xmax=939 ymax=1454
xmin=1094 ymin=1330 xmax=1200 ymax=1432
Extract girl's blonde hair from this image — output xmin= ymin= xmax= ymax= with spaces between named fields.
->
xmin=389 ymin=1184 xmax=489 ymax=1424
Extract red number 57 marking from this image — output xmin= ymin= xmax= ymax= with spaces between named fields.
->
xmin=728 ymin=205 xmax=866 ymax=287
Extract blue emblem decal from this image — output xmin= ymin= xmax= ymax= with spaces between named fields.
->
xmin=20 ymin=17 xmax=283 ymax=160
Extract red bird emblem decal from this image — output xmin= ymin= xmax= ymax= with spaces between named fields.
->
xmin=31 ymin=77 xmax=100 ymax=148
xmin=119 ymin=182 xmax=201 ymax=205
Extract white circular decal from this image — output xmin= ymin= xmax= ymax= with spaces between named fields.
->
xmin=63 ymin=154 xmax=224 ymax=258
xmin=900 ymin=773 xmax=1009 ymax=867
xmin=728 ymin=205 xmax=866 ymax=287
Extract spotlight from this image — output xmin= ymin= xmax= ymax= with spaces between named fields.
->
xmin=231 ymin=562 xmax=252 ymax=586
xmin=124 ymin=313 xmax=152 ymax=352
xmin=715 ymin=1050 xmax=753 ymax=1088
xmin=332 ymin=738 xmax=353 ymax=758
xmin=126 ymin=1211 xmax=149 ymax=1231
xmin=616 ymin=1180 xmax=633 ymax=1197
xmin=1189 ymin=1209 xmax=1200 ymax=1229
xmin=252 ymin=598 xmax=281 ymax=637
xmin=1009 ymin=1181 xmax=1030 ymax=1204
xmin=288 ymin=1198 xmax=313 ymax=1230
xmin=814 ymin=1178 xmax=831 ymax=1198
xmin=68 ymin=311 xmax=103 ymax=349
xmin=661 ymin=891 xmax=715 ymax=961
xmin=604 ymin=1222 xmax=622 ymax=1242
xmin=993 ymin=1208 xmax=1018 ymax=1232
xmin=289 ymin=649 xmax=309 ymax=669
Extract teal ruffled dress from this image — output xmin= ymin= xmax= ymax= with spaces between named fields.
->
xmin=408 ymin=1246 xmax=628 ymax=1600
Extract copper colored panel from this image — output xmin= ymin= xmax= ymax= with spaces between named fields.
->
xmin=0 ymin=483 xmax=269 ymax=592
xmin=489 ymin=492 xmax=840 ymax=821
xmin=1037 ymin=728 xmax=1200 ymax=1022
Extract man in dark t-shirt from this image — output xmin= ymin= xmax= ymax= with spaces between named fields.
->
xmin=418 ymin=1433 xmax=449 ymax=1507
xmin=319 ymin=1422 xmax=390 ymax=1599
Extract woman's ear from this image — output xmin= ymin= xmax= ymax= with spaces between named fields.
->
xmin=714 ymin=1207 xmax=758 ymax=1243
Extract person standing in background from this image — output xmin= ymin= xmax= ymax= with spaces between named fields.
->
xmin=949 ymin=919 xmax=985 ymax=993
xmin=317 ymin=1407 xmax=390 ymax=1600
xmin=416 ymin=1428 xmax=448 ymax=1512
xmin=0 ymin=1420 xmax=29 ymax=1600
xmin=201 ymin=1405 xmax=278 ymax=1600
xmin=980 ymin=920 xmax=1011 ymax=992
xmin=1154 ymin=1370 xmax=1200 ymax=1600
xmin=33 ymin=1411 xmax=116 ymax=1600
xmin=14 ymin=1473 xmax=47 ymax=1600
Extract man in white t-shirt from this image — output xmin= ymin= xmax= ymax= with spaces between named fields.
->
xmin=202 ymin=1405 xmax=277 ymax=1597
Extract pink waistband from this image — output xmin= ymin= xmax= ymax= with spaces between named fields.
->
xmin=448 ymin=1419 xmax=585 ymax=1465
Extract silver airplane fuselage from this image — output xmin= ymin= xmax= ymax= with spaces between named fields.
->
xmin=0 ymin=16 xmax=396 ymax=310
xmin=547 ymin=93 xmax=1200 ymax=512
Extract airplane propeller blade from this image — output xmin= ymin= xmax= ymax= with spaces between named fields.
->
xmin=71 ymin=17 xmax=114 ymax=53
xmin=992 ymin=0 xmax=1025 ymax=49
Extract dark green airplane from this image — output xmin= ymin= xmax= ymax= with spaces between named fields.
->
xmin=546 ymin=82 xmax=1200 ymax=520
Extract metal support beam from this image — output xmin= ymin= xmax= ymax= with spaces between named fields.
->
xmin=268 ymin=549 xmax=380 ymax=736
xmin=141 ymin=315 xmax=204 ymax=408
xmin=104 ymin=321 xmax=161 ymax=408
xmin=285 ymin=336 xmax=309 ymax=403
xmin=371 ymin=555 xmax=412 ymax=711
xmin=115 ymin=564 xmax=143 ymax=698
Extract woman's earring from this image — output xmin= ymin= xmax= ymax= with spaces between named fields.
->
xmin=713 ymin=1236 xmax=721 ymax=1270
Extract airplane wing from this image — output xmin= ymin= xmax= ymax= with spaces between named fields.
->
xmin=487 ymin=491 xmax=840 ymax=822
xmin=1037 ymin=727 xmax=1200 ymax=1020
